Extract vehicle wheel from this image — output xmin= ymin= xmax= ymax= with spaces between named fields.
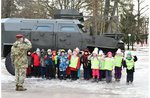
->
xmin=5 ymin=53 xmax=15 ymax=75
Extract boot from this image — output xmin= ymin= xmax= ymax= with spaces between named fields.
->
xmin=96 ymin=79 xmax=99 ymax=83
xmin=15 ymin=85 xmax=19 ymax=91
xmin=16 ymin=86 xmax=27 ymax=91
xmin=126 ymin=82 xmax=129 ymax=85
xmin=92 ymin=78 xmax=96 ymax=82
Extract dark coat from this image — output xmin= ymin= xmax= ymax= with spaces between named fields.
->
xmin=122 ymin=56 xmax=138 ymax=72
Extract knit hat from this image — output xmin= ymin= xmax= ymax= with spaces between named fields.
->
xmin=83 ymin=49 xmax=89 ymax=52
xmin=92 ymin=47 xmax=98 ymax=54
xmin=36 ymin=48 xmax=40 ymax=52
xmin=61 ymin=49 xmax=65 ymax=53
xmin=126 ymin=52 xmax=132 ymax=60
xmin=99 ymin=50 xmax=104 ymax=55
xmin=83 ymin=49 xmax=89 ymax=55
xmin=41 ymin=49 xmax=45 ymax=52
xmin=52 ymin=50 xmax=57 ymax=54
xmin=68 ymin=49 xmax=72 ymax=53
xmin=47 ymin=49 xmax=51 ymax=52
xmin=127 ymin=51 xmax=132 ymax=55
xmin=73 ymin=49 xmax=78 ymax=53
xmin=107 ymin=51 xmax=112 ymax=57
xmin=75 ymin=47 xmax=80 ymax=53
xmin=116 ymin=48 xmax=122 ymax=54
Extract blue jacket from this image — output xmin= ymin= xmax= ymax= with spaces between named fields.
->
xmin=58 ymin=55 xmax=69 ymax=71
xmin=45 ymin=54 xmax=54 ymax=66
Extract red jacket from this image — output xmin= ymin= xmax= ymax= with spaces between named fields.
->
xmin=31 ymin=53 xmax=40 ymax=66
xmin=69 ymin=56 xmax=80 ymax=71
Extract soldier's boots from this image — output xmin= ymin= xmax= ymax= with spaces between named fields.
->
xmin=16 ymin=86 xmax=27 ymax=91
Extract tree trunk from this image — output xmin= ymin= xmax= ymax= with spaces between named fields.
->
xmin=92 ymin=0 xmax=98 ymax=35
xmin=3 ymin=0 xmax=13 ymax=18
xmin=104 ymin=0 xmax=110 ymax=33
xmin=108 ymin=0 xmax=119 ymax=33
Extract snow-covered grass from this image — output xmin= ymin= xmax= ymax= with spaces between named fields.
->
xmin=1 ymin=46 xmax=149 ymax=98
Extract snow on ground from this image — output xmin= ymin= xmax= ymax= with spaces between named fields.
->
xmin=1 ymin=47 xmax=149 ymax=98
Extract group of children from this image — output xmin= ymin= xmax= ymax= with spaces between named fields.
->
xmin=27 ymin=47 xmax=137 ymax=84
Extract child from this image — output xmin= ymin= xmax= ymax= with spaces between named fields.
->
xmin=44 ymin=49 xmax=54 ymax=79
xmin=69 ymin=49 xmax=80 ymax=80
xmin=123 ymin=52 xmax=137 ymax=85
xmin=66 ymin=49 xmax=72 ymax=79
xmin=114 ymin=49 xmax=123 ymax=81
xmin=52 ymin=50 xmax=58 ymax=79
xmin=58 ymin=49 xmax=69 ymax=80
xmin=56 ymin=49 xmax=62 ymax=78
xmin=98 ymin=50 xmax=105 ymax=81
xmin=31 ymin=48 xmax=41 ymax=77
xmin=104 ymin=52 xmax=114 ymax=83
xmin=81 ymin=49 xmax=90 ymax=80
xmin=40 ymin=49 xmax=46 ymax=79
xmin=26 ymin=51 xmax=33 ymax=77
xmin=75 ymin=47 xmax=81 ymax=79
xmin=88 ymin=48 xmax=100 ymax=82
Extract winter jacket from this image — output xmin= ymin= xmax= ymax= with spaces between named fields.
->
xmin=122 ymin=56 xmax=138 ymax=72
xmin=27 ymin=55 xmax=33 ymax=67
xmin=31 ymin=53 xmax=40 ymax=66
xmin=52 ymin=55 xmax=58 ymax=65
xmin=11 ymin=40 xmax=32 ymax=68
xmin=44 ymin=54 xmax=54 ymax=66
xmin=58 ymin=55 xmax=69 ymax=71
xmin=81 ymin=55 xmax=90 ymax=69
xmin=40 ymin=52 xmax=46 ymax=67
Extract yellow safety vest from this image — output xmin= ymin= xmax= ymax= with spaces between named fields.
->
xmin=54 ymin=56 xmax=58 ymax=64
xmin=98 ymin=56 xmax=105 ymax=70
xmin=104 ymin=58 xmax=114 ymax=70
xmin=114 ymin=55 xmax=123 ymax=67
xmin=91 ymin=57 xmax=100 ymax=69
xmin=126 ymin=59 xmax=134 ymax=70
xmin=69 ymin=56 xmax=78 ymax=68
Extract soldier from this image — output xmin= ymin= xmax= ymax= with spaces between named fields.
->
xmin=11 ymin=34 xmax=32 ymax=91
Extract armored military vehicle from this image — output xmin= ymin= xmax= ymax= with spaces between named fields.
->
xmin=1 ymin=9 xmax=125 ymax=75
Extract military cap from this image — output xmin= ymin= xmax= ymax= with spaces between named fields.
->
xmin=16 ymin=34 xmax=24 ymax=38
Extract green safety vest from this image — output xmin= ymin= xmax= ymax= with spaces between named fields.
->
xmin=100 ymin=60 xmax=105 ymax=70
xmin=54 ymin=56 xmax=58 ymax=64
xmin=98 ymin=56 xmax=105 ymax=70
xmin=69 ymin=56 xmax=78 ymax=68
xmin=104 ymin=58 xmax=114 ymax=70
xmin=91 ymin=57 xmax=100 ymax=69
xmin=114 ymin=55 xmax=123 ymax=67
xmin=126 ymin=59 xmax=134 ymax=70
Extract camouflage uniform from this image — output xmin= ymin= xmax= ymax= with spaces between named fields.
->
xmin=11 ymin=39 xmax=32 ymax=88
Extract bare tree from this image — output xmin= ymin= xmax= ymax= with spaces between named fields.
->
xmin=2 ymin=0 xmax=17 ymax=18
